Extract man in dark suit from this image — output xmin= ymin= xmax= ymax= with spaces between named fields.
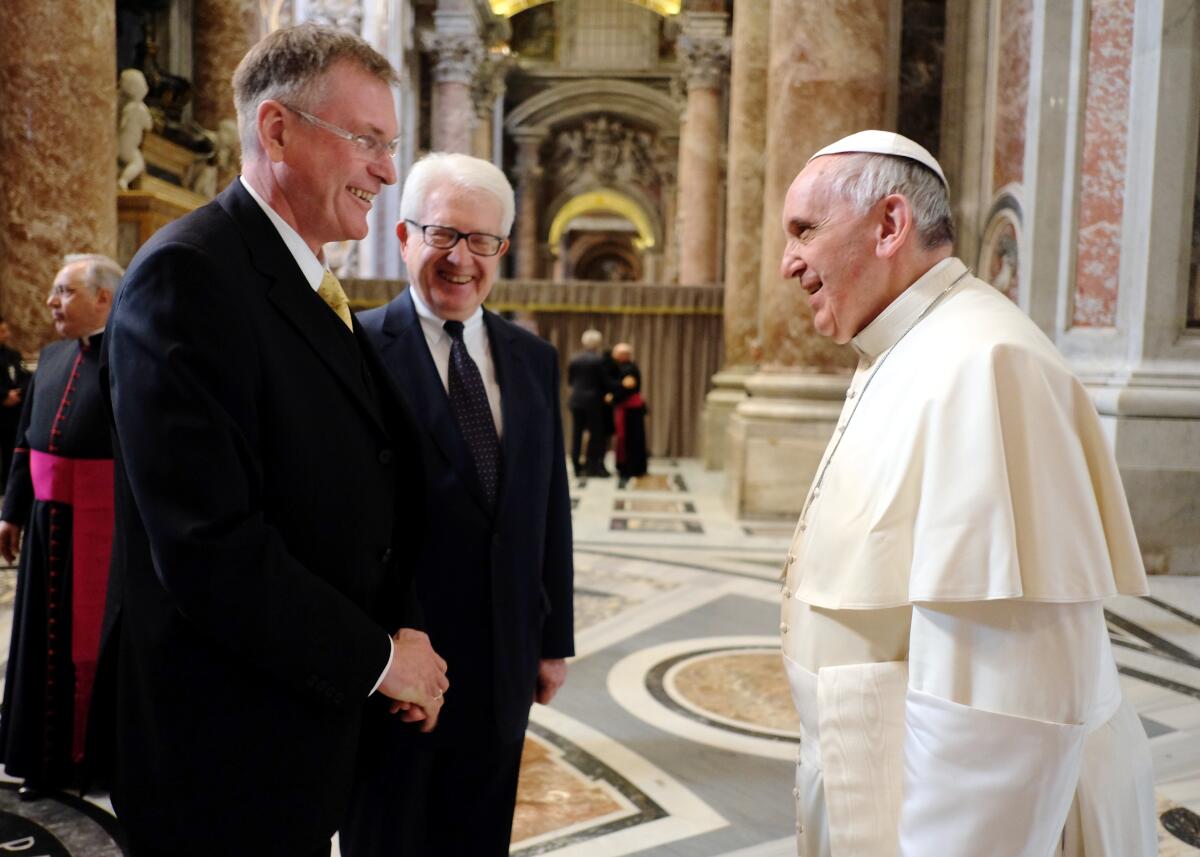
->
xmin=102 ymin=25 xmax=448 ymax=857
xmin=345 ymin=152 xmax=575 ymax=857
xmin=567 ymin=329 xmax=611 ymax=477
xmin=0 ymin=317 xmax=30 ymax=486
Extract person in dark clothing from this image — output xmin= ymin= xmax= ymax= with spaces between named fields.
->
xmin=611 ymin=342 xmax=648 ymax=485
xmin=0 ymin=254 xmax=121 ymax=799
xmin=0 ymin=318 xmax=31 ymax=487
xmin=567 ymin=329 xmax=611 ymax=477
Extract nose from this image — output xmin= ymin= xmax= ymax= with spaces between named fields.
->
xmin=372 ymin=151 xmax=397 ymax=186
xmin=780 ymin=246 xmax=805 ymax=280
xmin=446 ymin=237 xmax=472 ymax=266
xmin=47 ymin=292 xmax=58 ymax=308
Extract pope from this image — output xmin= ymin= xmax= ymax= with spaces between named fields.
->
xmin=777 ymin=130 xmax=1157 ymax=857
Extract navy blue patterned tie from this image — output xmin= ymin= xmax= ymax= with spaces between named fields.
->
xmin=444 ymin=320 xmax=500 ymax=507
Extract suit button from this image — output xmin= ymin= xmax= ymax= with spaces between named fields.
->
xmin=378 ymin=448 xmax=394 ymax=465
xmin=379 ymin=547 xmax=394 ymax=564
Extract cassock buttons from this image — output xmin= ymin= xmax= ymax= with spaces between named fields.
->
xmin=779 ymin=622 xmax=789 ymax=635
xmin=792 ymin=787 xmax=801 ymax=799
xmin=782 ymin=588 xmax=792 ymax=599
xmin=847 ymin=389 xmax=856 ymax=399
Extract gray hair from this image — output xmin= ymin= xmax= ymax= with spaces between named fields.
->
xmin=63 ymin=253 xmax=124 ymax=294
xmin=232 ymin=23 xmax=398 ymax=159
xmin=581 ymin=329 xmax=603 ymax=349
xmin=401 ymin=153 xmax=516 ymax=236
xmin=825 ymin=153 xmax=954 ymax=249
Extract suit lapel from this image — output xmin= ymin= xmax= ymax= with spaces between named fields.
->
xmin=381 ymin=291 xmax=492 ymax=514
xmin=218 ymin=182 xmax=386 ymax=435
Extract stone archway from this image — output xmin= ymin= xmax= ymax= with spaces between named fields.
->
xmin=505 ymin=80 xmax=680 ymax=281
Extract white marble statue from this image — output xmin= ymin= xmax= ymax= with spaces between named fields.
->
xmin=117 ymin=69 xmax=154 ymax=191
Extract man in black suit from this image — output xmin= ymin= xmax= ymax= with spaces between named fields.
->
xmin=103 ymin=25 xmax=448 ymax=857
xmin=346 ymin=153 xmax=575 ymax=856
xmin=567 ymin=329 xmax=611 ymax=477
xmin=0 ymin=317 xmax=30 ymax=486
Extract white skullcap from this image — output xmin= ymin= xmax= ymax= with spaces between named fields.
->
xmin=808 ymin=130 xmax=948 ymax=189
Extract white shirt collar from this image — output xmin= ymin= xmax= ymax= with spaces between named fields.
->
xmin=239 ymin=176 xmax=326 ymax=292
xmin=852 ymin=257 xmax=966 ymax=360
xmin=407 ymin=283 xmax=484 ymax=338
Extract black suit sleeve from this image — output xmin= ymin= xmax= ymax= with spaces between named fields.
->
xmin=0 ymin=369 xmax=35 ymax=524
xmin=107 ymin=242 xmax=389 ymax=706
xmin=540 ymin=353 xmax=574 ymax=658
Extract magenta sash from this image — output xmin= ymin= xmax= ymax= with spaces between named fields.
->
xmin=29 ymin=449 xmax=114 ymax=763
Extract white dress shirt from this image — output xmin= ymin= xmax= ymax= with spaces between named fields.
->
xmin=407 ymin=283 xmax=503 ymax=438
xmin=241 ymin=177 xmax=395 ymax=696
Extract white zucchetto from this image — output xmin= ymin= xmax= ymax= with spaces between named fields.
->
xmin=808 ymin=130 xmax=948 ymax=190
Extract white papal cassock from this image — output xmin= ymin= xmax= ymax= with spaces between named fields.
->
xmin=781 ymin=257 xmax=1157 ymax=857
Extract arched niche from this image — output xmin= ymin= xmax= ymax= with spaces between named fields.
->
xmin=504 ymin=80 xmax=680 ymax=143
xmin=547 ymin=188 xmax=660 ymax=254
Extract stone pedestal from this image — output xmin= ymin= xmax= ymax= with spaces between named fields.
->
xmin=725 ymin=372 xmax=849 ymax=518
xmin=0 ymin=0 xmax=118 ymax=354
xmin=701 ymin=366 xmax=752 ymax=470
xmin=1090 ymin=385 xmax=1200 ymax=574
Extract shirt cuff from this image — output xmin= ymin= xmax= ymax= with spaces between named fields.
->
xmin=369 ymin=634 xmax=394 ymax=697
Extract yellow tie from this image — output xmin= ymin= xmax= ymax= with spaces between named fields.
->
xmin=318 ymin=270 xmax=353 ymax=331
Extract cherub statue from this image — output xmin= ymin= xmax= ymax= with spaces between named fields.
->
xmin=117 ymin=69 xmax=154 ymax=191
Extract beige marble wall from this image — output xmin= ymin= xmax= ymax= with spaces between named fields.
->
xmin=755 ymin=0 xmax=890 ymax=371
xmin=193 ymin=0 xmax=257 ymax=129
xmin=0 ymin=0 xmax=118 ymax=354
xmin=721 ymin=0 xmax=769 ymax=366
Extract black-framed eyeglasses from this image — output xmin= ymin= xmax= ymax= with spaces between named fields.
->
xmin=282 ymin=103 xmax=401 ymax=159
xmin=404 ymin=220 xmax=507 ymax=256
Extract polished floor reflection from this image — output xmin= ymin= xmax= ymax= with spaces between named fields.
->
xmin=1 ymin=458 xmax=1198 ymax=855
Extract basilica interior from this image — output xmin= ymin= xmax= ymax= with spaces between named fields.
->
xmin=1 ymin=0 xmax=1199 ymax=854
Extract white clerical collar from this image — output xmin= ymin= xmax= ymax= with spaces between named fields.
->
xmin=407 ymin=284 xmax=484 ymax=340
xmin=852 ymin=256 xmax=966 ymax=359
xmin=240 ymin=177 xmax=326 ymax=292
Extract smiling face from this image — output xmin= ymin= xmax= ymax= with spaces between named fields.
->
xmin=275 ymin=60 xmax=398 ymax=253
xmin=47 ymin=261 xmax=112 ymax=339
xmin=398 ymin=184 xmax=508 ymax=322
xmin=780 ymin=158 xmax=892 ymax=345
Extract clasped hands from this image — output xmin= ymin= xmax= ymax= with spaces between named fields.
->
xmin=378 ymin=628 xmax=449 ymax=732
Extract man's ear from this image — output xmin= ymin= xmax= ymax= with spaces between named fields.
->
xmin=395 ymin=220 xmax=413 ymax=264
xmin=498 ymin=238 xmax=510 ymax=259
xmin=876 ymin=193 xmax=913 ymax=260
xmin=257 ymin=100 xmax=289 ymax=163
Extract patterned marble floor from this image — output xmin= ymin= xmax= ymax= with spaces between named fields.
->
xmin=1 ymin=459 xmax=1198 ymax=855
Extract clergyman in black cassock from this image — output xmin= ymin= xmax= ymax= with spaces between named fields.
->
xmin=0 ymin=254 xmax=120 ymax=796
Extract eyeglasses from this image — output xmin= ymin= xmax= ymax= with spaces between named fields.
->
xmin=48 ymin=284 xmax=80 ymax=299
xmin=405 ymin=220 xmax=507 ymax=256
xmin=282 ymin=103 xmax=400 ymax=159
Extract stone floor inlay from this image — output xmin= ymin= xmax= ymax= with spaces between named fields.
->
xmin=610 ymin=518 xmax=703 ymax=534
xmin=664 ymin=649 xmax=801 ymax=739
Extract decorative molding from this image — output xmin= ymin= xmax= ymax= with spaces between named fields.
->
xmin=677 ymin=33 xmax=730 ymax=91
xmin=303 ymin=0 xmax=363 ymax=34
xmin=421 ymin=31 xmax=485 ymax=85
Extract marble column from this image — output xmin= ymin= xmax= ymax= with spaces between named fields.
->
xmin=513 ymin=133 xmax=545 ymax=280
xmin=726 ymin=0 xmax=892 ymax=517
xmin=702 ymin=0 xmax=769 ymax=469
xmin=193 ymin=0 xmax=257 ymax=129
xmin=471 ymin=55 xmax=509 ymax=162
xmin=0 ymin=0 xmax=118 ymax=355
xmin=676 ymin=15 xmax=729 ymax=286
xmin=423 ymin=31 xmax=483 ymax=154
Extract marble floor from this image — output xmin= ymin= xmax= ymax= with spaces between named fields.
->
xmin=1 ymin=458 xmax=1198 ymax=855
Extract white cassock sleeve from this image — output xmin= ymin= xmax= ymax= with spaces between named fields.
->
xmin=899 ymin=599 xmax=1117 ymax=857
